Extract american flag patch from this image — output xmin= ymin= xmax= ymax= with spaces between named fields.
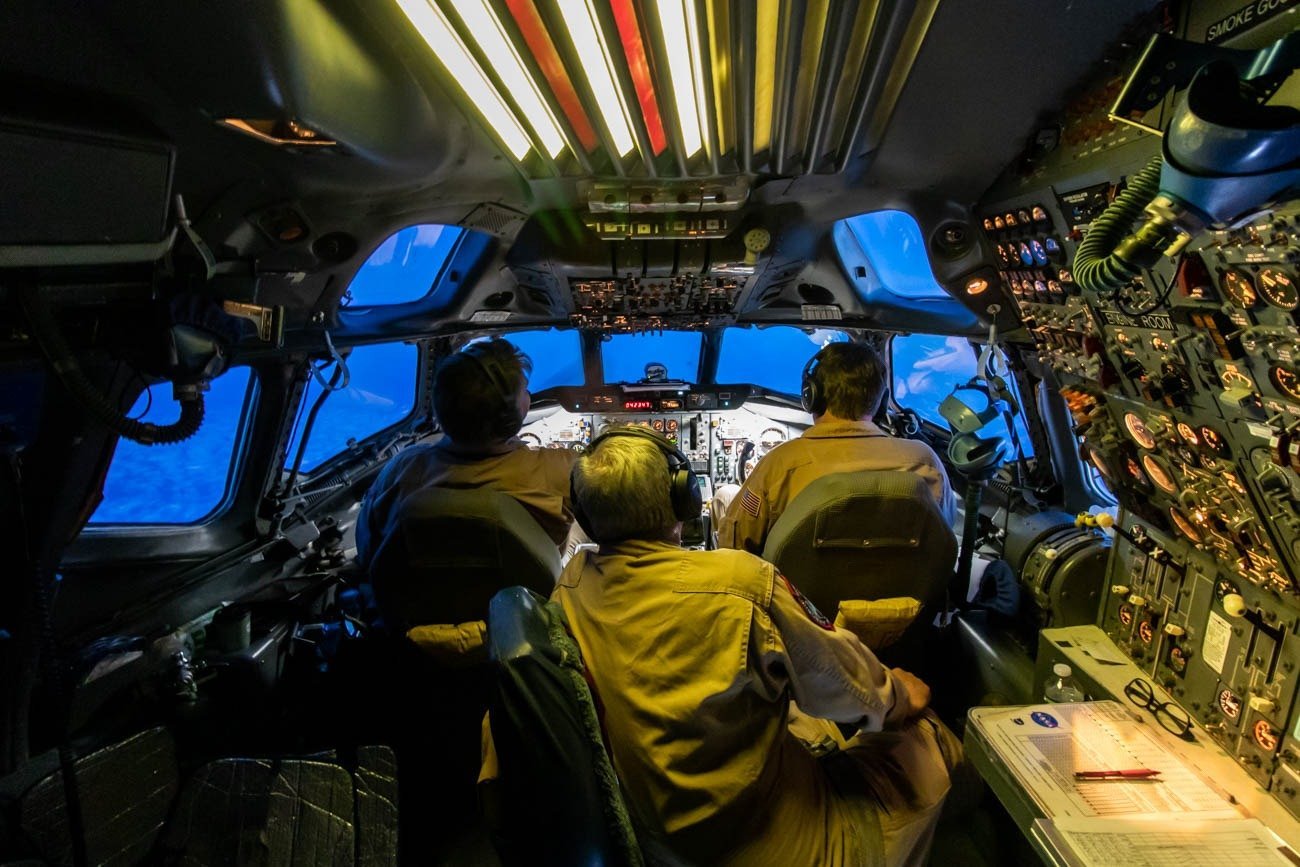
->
xmin=740 ymin=489 xmax=762 ymax=517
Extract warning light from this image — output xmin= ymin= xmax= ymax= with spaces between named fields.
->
xmin=966 ymin=277 xmax=990 ymax=296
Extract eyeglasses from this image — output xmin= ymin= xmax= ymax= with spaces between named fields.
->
xmin=1125 ymin=678 xmax=1193 ymax=740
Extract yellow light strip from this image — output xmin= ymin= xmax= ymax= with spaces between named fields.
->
xmin=558 ymin=0 xmax=637 ymax=157
xmin=453 ymin=0 xmax=567 ymax=158
xmin=753 ymin=0 xmax=779 ymax=154
xmin=396 ymin=0 xmax=533 ymax=160
xmin=705 ymin=0 xmax=731 ymax=157
xmin=656 ymin=0 xmax=708 ymax=157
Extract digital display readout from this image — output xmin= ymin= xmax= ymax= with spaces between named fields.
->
xmin=623 ymin=399 xmax=655 ymax=411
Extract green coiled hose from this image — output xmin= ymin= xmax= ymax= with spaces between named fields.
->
xmin=1072 ymin=155 xmax=1166 ymax=294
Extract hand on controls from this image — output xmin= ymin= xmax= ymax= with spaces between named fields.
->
xmin=890 ymin=668 xmax=931 ymax=719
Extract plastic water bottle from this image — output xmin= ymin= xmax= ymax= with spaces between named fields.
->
xmin=1044 ymin=663 xmax=1086 ymax=703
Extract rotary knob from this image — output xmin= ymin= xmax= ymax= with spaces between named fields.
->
xmin=1223 ymin=593 xmax=1247 ymax=618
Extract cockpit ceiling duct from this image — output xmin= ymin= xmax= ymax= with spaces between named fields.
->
xmin=396 ymin=0 xmax=941 ymax=180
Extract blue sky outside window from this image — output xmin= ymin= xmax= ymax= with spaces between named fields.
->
xmin=843 ymin=210 xmax=948 ymax=300
xmin=90 ymin=367 xmax=254 ymax=524
xmin=346 ymin=224 xmax=463 ymax=306
xmin=716 ymin=327 xmax=848 ymax=394
xmin=892 ymin=333 xmax=1034 ymax=456
xmin=602 ymin=332 xmax=702 ymax=383
xmin=288 ymin=342 xmax=419 ymax=473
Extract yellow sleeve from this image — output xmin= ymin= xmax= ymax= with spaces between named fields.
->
xmin=717 ymin=476 xmax=771 ymax=554
xmin=759 ymin=572 xmax=903 ymax=731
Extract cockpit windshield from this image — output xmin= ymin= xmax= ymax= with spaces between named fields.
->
xmin=601 ymin=332 xmax=702 ymax=384
xmin=716 ymin=327 xmax=848 ymax=393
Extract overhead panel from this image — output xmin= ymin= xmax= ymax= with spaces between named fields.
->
xmin=394 ymin=0 xmax=940 ymax=178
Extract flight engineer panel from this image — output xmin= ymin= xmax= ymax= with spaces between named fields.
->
xmin=979 ymin=44 xmax=1300 ymax=813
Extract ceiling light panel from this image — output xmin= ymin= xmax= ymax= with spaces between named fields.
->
xmin=451 ymin=0 xmax=568 ymax=158
xmin=558 ymin=0 xmax=638 ymax=158
xmin=396 ymin=0 xmax=533 ymax=160
xmin=655 ymin=0 xmax=709 ymax=157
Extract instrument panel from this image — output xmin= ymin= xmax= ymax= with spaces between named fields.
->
xmin=520 ymin=405 xmax=800 ymax=488
xmin=981 ymin=48 xmax=1300 ymax=812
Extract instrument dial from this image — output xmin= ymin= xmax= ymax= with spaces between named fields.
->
xmin=519 ymin=433 xmax=542 ymax=447
xmin=1176 ymin=422 xmax=1199 ymax=446
xmin=1142 ymin=454 xmax=1178 ymax=494
xmin=1218 ymin=688 xmax=1242 ymax=721
xmin=1221 ymin=269 xmax=1257 ymax=307
xmin=1254 ymin=719 xmax=1280 ymax=751
xmin=1270 ymin=365 xmax=1300 ymax=401
xmin=758 ymin=427 xmax=787 ymax=452
xmin=1124 ymin=413 xmax=1156 ymax=449
xmin=1199 ymin=426 xmax=1229 ymax=457
xmin=1259 ymin=267 xmax=1298 ymax=310
xmin=1169 ymin=506 xmax=1202 ymax=543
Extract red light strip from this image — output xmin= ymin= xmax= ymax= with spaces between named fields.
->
xmin=504 ymin=0 xmax=598 ymax=153
xmin=610 ymin=0 xmax=668 ymax=156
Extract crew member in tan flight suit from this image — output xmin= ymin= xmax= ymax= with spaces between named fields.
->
xmin=355 ymin=338 xmax=577 ymax=567
xmin=556 ymin=427 xmax=962 ymax=866
xmin=716 ymin=341 xmax=955 ymax=554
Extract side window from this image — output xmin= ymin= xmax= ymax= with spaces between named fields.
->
xmin=287 ymin=342 xmax=419 ymax=474
xmin=891 ymin=333 xmax=1035 ymax=456
xmin=344 ymin=224 xmax=464 ymax=306
xmin=90 ymin=367 xmax=255 ymax=524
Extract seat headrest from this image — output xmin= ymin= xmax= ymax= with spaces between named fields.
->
xmin=370 ymin=488 xmax=561 ymax=629
xmin=774 ymin=471 xmax=946 ymax=551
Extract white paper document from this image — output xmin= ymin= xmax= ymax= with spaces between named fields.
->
xmin=971 ymin=701 xmax=1237 ymax=819
xmin=1036 ymin=816 xmax=1294 ymax=867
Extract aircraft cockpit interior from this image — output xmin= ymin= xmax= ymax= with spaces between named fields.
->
xmin=6 ymin=1 xmax=1300 ymax=864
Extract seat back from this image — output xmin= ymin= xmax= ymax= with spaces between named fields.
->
xmin=369 ymin=488 xmax=560 ymax=630
xmin=761 ymin=470 xmax=957 ymax=616
xmin=485 ymin=586 xmax=642 ymax=867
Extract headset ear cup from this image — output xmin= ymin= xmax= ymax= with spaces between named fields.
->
xmin=801 ymin=353 xmax=825 ymax=416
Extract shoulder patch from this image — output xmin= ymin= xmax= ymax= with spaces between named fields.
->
xmin=782 ymin=576 xmax=834 ymax=630
xmin=740 ymin=488 xmax=763 ymax=517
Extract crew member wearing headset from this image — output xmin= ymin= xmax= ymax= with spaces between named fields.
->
xmin=556 ymin=428 xmax=961 ymax=865
xmin=716 ymin=341 xmax=955 ymax=555
xmin=355 ymin=338 xmax=577 ymax=568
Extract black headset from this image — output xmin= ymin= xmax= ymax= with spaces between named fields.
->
xmin=570 ymin=426 xmax=703 ymax=540
xmin=801 ymin=351 xmax=827 ymax=416
xmin=456 ymin=340 xmax=525 ymax=439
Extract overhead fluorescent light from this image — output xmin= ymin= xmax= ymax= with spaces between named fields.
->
xmin=395 ymin=0 xmax=533 ymax=160
xmin=656 ymin=0 xmax=709 ymax=157
xmin=557 ymin=0 xmax=637 ymax=158
xmin=452 ymin=0 xmax=567 ymax=158
xmin=754 ymin=0 xmax=779 ymax=153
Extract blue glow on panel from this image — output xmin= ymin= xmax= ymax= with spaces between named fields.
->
xmin=601 ymin=332 xmax=702 ymax=383
xmin=90 ymin=367 xmax=254 ymax=524
xmin=288 ymin=342 xmax=419 ymax=473
xmin=844 ymin=210 xmax=948 ymax=300
xmin=496 ymin=329 xmax=584 ymax=391
xmin=892 ymin=333 xmax=1034 ymax=456
xmin=716 ymin=327 xmax=848 ymax=393
xmin=345 ymin=224 xmax=463 ymax=306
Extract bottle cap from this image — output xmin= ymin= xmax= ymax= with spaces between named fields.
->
xmin=1053 ymin=663 xmax=1072 ymax=678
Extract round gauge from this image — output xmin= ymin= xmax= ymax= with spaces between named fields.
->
xmin=1170 ymin=506 xmax=1202 ymax=543
xmin=1017 ymin=209 xmax=1032 ymax=225
xmin=758 ymin=427 xmax=786 ymax=452
xmin=1218 ymin=688 xmax=1242 ymax=721
xmin=1169 ymin=645 xmax=1188 ymax=674
xmin=1221 ymin=269 xmax=1258 ymax=307
xmin=1254 ymin=719 xmax=1280 ymax=751
xmin=1142 ymin=454 xmax=1178 ymax=494
xmin=1124 ymin=413 xmax=1156 ymax=449
xmin=1138 ymin=620 xmax=1155 ymax=644
xmin=1087 ymin=448 xmax=1114 ymax=482
xmin=1118 ymin=604 xmax=1134 ymax=626
xmin=1258 ymin=267 xmax=1298 ymax=310
xmin=1004 ymin=211 xmax=1017 ymax=227
xmin=1176 ymin=422 xmax=1199 ymax=446
xmin=568 ymin=442 xmax=586 ymax=452
xmin=994 ymin=216 xmax=1006 ymax=230
xmin=1199 ymin=426 xmax=1229 ymax=456
xmin=1125 ymin=457 xmax=1151 ymax=490
xmin=1270 ymin=366 xmax=1300 ymax=401
xmin=519 ymin=432 xmax=542 ymax=447
xmin=1032 ymin=205 xmax=1049 ymax=222
xmin=983 ymin=218 xmax=995 ymax=231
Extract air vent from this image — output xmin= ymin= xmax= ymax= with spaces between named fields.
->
xmin=461 ymin=203 xmax=527 ymax=236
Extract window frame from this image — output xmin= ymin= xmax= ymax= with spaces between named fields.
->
xmin=83 ymin=365 xmax=261 ymax=530
xmin=284 ymin=338 xmax=426 ymax=479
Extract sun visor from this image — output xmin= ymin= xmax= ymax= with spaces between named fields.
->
xmin=0 ymin=121 xmax=173 ymax=265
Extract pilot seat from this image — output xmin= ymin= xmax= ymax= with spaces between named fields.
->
xmin=761 ymin=470 xmax=958 ymax=661
xmin=363 ymin=487 xmax=562 ymax=860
